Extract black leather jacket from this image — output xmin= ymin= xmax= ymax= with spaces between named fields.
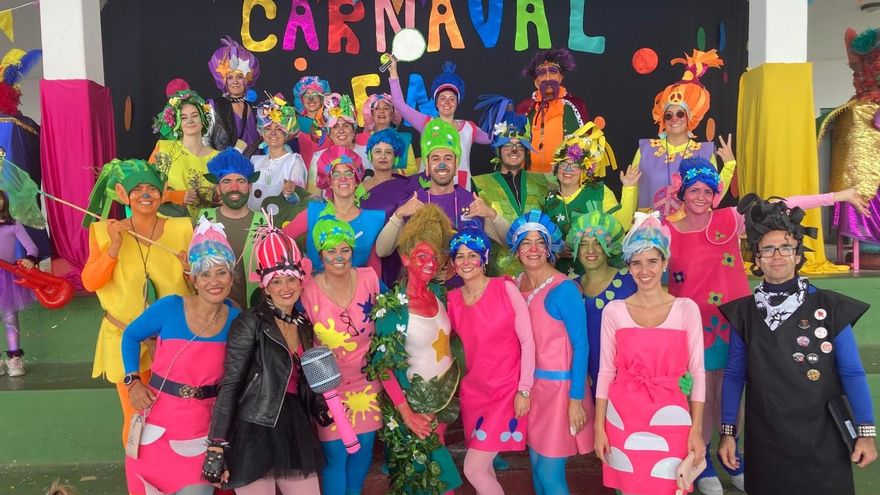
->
xmin=209 ymin=301 xmax=327 ymax=440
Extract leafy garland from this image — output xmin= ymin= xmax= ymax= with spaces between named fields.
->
xmin=365 ymin=283 xmax=460 ymax=495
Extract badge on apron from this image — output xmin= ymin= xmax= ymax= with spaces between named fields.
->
xmin=806 ymin=369 xmax=821 ymax=381
xmin=797 ymin=336 xmax=810 ymax=347
xmin=821 ymin=341 xmax=833 ymax=354
xmin=806 ymin=353 xmax=819 ymax=365
xmin=814 ymin=308 xmax=827 ymax=321
xmin=792 ymin=352 xmax=805 ymax=363
xmin=798 ymin=319 xmax=810 ymax=330
xmin=814 ymin=327 xmax=828 ymax=339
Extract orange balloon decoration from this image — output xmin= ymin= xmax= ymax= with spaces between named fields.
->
xmin=632 ymin=48 xmax=659 ymax=75
xmin=593 ymin=115 xmax=606 ymax=130
xmin=294 ymin=57 xmax=308 ymax=71
xmin=705 ymin=117 xmax=716 ymax=142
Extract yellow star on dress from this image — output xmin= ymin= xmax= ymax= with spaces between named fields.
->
xmin=432 ymin=328 xmax=451 ymax=362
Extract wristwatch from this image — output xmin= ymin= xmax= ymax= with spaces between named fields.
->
xmin=123 ymin=374 xmax=141 ymax=387
xmin=518 ymin=390 xmax=530 ymax=399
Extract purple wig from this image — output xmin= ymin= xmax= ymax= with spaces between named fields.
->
xmin=208 ymin=36 xmax=260 ymax=92
xmin=522 ymin=48 xmax=577 ymax=79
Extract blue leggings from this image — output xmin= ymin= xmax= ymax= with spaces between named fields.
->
xmin=528 ymin=448 xmax=569 ymax=495
xmin=321 ymin=431 xmax=376 ymax=495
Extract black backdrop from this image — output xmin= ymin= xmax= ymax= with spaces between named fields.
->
xmin=101 ymin=0 xmax=748 ymax=193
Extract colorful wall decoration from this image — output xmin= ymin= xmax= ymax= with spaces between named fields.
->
xmin=102 ymin=0 xmax=747 ymax=187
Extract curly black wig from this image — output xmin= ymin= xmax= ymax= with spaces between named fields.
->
xmin=737 ymin=193 xmax=818 ymax=276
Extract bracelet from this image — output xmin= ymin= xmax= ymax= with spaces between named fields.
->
xmin=720 ymin=423 xmax=737 ymax=436
xmin=857 ymin=425 xmax=876 ymax=438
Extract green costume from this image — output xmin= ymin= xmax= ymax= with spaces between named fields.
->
xmin=473 ymin=171 xmax=552 ymax=276
xmin=198 ymin=207 xmax=265 ymax=308
xmin=365 ymin=284 xmax=462 ymax=495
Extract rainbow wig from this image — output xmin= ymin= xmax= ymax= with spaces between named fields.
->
xmin=621 ymin=212 xmax=671 ymax=263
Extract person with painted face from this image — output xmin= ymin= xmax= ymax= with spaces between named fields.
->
xmin=249 ymin=94 xmax=307 ymax=212
xmin=365 ymin=204 xmax=463 ymax=494
xmin=375 ymin=119 xmax=510 ymax=270
xmin=205 ymin=223 xmax=327 ymax=494
xmin=631 ymin=49 xmax=736 ymax=217
xmin=121 ymin=218 xmax=239 ymax=495
xmin=292 ymin=75 xmax=332 ymax=169
xmin=446 ymin=226 xmax=536 ymax=495
xmin=81 ymin=159 xmax=193 ymax=446
xmin=356 ymin=93 xmax=418 ymax=176
xmin=471 ymin=95 xmax=553 ymax=277
xmin=565 ymin=211 xmax=636 ymax=398
xmin=200 ymin=148 xmax=266 ymax=309
xmin=718 ymin=194 xmax=876 ymax=495
xmin=388 ymin=59 xmax=492 ymax=188
xmin=543 ymin=121 xmax=639 ymax=277
xmin=307 ymin=93 xmax=371 ymax=195
xmin=360 ymin=128 xmax=420 ymax=286
xmin=515 ymin=48 xmax=590 ymax=173
xmin=665 ymin=157 xmax=868 ymax=494
xmin=594 ymin=212 xmax=706 ymax=495
xmin=508 ymin=210 xmax=592 ymax=495
xmin=206 ymin=37 xmax=261 ymax=152
xmin=282 ymin=146 xmax=384 ymax=276
xmin=301 ymin=216 xmax=382 ymax=495
xmin=150 ymin=88 xmax=219 ymax=219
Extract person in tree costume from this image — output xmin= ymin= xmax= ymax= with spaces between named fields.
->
xmin=365 ymin=204 xmax=463 ymax=494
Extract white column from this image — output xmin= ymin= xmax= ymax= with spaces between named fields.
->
xmin=39 ymin=0 xmax=104 ymax=83
xmin=748 ymin=0 xmax=808 ymax=67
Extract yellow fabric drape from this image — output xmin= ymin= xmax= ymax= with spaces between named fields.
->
xmin=736 ymin=63 xmax=847 ymax=274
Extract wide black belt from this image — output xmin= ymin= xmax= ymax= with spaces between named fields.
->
xmin=150 ymin=373 xmax=219 ymax=400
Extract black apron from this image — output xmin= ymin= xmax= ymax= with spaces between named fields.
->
xmin=720 ymin=287 xmax=868 ymax=495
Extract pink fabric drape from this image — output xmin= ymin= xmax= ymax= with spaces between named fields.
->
xmin=40 ymin=79 xmax=117 ymax=284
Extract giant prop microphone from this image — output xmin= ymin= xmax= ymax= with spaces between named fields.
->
xmin=300 ymin=346 xmax=360 ymax=453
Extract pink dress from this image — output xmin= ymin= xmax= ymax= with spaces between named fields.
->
xmin=301 ymin=267 xmax=383 ymax=440
xmin=596 ymin=298 xmax=706 ymax=495
xmin=447 ymin=277 xmax=534 ymax=452
xmin=522 ymin=273 xmax=594 ymax=457
xmin=666 ymin=208 xmax=750 ymax=371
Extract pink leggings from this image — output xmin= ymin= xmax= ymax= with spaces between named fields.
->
xmin=233 ymin=475 xmax=320 ymax=495
xmin=463 ymin=449 xmax=503 ymax=495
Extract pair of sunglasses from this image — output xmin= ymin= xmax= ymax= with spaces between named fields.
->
xmin=664 ymin=110 xmax=687 ymax=121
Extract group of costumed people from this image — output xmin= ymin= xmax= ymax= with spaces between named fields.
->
xmin=2 ymin=34 xmax=867 ymax=495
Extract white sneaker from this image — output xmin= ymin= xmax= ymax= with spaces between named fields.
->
xmin=696 ymin=476 xmax=724 ymax=495
xmin=0 ymin=359 xmax=6 ymax=376
xmin=731 ymin=473 xmax=745 ymax=491
xmin=6 ymin=356 xmax=25 ymax=377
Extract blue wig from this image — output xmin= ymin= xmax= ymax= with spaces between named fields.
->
xmin=622 ymin=212 xmax=671 ymax=263
xmin=450 ymin=225 xmax=492 ymax=266
xmin=204 ymin=148 xmax=258 ymax=184
xmin=677 ymin=157 xmax=721 ymax=200
xmin=366 ymin=128 xmax=404 ymax=160
xmin=431 ymin=61 xmax=465 ymax=102
xmin=507 ymin=209 xmax=564 ymax=262
xmin=474 ymin=94 xmax=535 ymax=151
xmin=189 ymin=240 xmax=236 ymax=277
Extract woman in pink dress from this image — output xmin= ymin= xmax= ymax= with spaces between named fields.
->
xmin=594 ymin=212 xmax=706 ymax=495
xmin=301 ymin=215 xmax=382 ymax=495
xmin=121 ymin=219 xmax=239 ymax=495
xmin=446 ymin=226 xmax=536 ymax=495
xmin=507 ymin=210 xmax=592 ymax=495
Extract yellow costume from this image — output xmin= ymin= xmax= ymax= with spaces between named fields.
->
xmin=149 ymin=140 xmax=218 ymax=217
xmin=737 ymin=63 xmax=846 ymax=274
xmin=82 ymin=217 xmax=193 ymax=382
